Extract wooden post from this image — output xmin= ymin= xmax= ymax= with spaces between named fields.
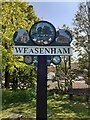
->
xmin=36 ymin=55 xmax=47 ymax=120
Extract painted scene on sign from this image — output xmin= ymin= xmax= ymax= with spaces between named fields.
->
xmin=30 ymin=22 xmax=56 ymax=45
xmin=14 ymin=29 xmax=30 ymax=44
xmin=56 ymin=29 xmax=72 ymax=44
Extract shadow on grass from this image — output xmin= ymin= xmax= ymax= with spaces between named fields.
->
xmin=2 ymin=89 xmax=36 ymax=118
xmin=2 ymin=88 xmax=90 ymax=119
xmin=47 ymin=89 xmax=90 ymax=119
xmin=2 ymin=89 xmax=36 ymax=104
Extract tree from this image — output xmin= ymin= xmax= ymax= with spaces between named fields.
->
xmin=0 ymin=42 xmax=1 ymax=87
xmin=52 ymin=56 xmax=71 ymax=92
xmin=73 ymin=2 xmax=90 ymax=85
xmin=1 ymin=1 xmax=39 ymax=89
xmin=43 ymin=26 xmax=51 ymax=34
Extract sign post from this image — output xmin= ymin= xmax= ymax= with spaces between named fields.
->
xmin=13 ymin=20 xmax=72 ymax=120
xmin=37 ymin=55 xmax=47 ymax=119
xmin=29 ymin=21 xmax=56 ymax=120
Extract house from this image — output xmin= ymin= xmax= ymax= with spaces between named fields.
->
xmin=47 ymin=64 xmax=56 ymax=80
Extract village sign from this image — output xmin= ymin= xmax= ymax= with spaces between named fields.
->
xmin=13 ymin=21 xmax=73 ymax=119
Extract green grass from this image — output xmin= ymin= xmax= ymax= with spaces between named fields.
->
xmin=1 ymin=89 xmax=90 ymax=119
xmin=47 ymin=90 xmax=90 ymax=119
xmin=1 ymin=89 xmax=36 ymax=119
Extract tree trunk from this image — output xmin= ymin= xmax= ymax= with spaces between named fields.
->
xmin=5 ymin=43 xmax=9 ymax=89
xmin=87 ymin=2 xmax=90 ymax=85
xmin=88 ymin=54 xmax=90 ymax=84
xmin=5 ymin=66 xmax=9 ymax=89
xmin=57 ymin=81 xmax=63 ymax=91
xmin=12 ymin=71 xmax=18 ymax=90
xmin=68 ymin=56 xmax=71 ymax=69
xmin=87 ymin=47 xmax=90 ymax=110
xmin=0 ymin=71 xmax=1 ymax=88
xmin=12 ymin=78 xmax=18 ymax=90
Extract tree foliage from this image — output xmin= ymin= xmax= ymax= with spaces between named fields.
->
xmin=73 ymin=2 xmax=90 ymax=84
xmin=1 ymin=1 xmax=39 ymax=89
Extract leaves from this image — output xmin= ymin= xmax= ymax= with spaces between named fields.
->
xmin=73 ymin=2 xmax=90 ymax=83
xmin=1 ymin=1 xmax=39 ymax=89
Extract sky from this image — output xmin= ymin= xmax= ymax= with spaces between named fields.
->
xmin=30 ymin=2 xmax=79 ymax=29
xmin=31 ymin=2 xmax=80 ymax=58
xmin=24 ymin=1 xmax=81 ymax=58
